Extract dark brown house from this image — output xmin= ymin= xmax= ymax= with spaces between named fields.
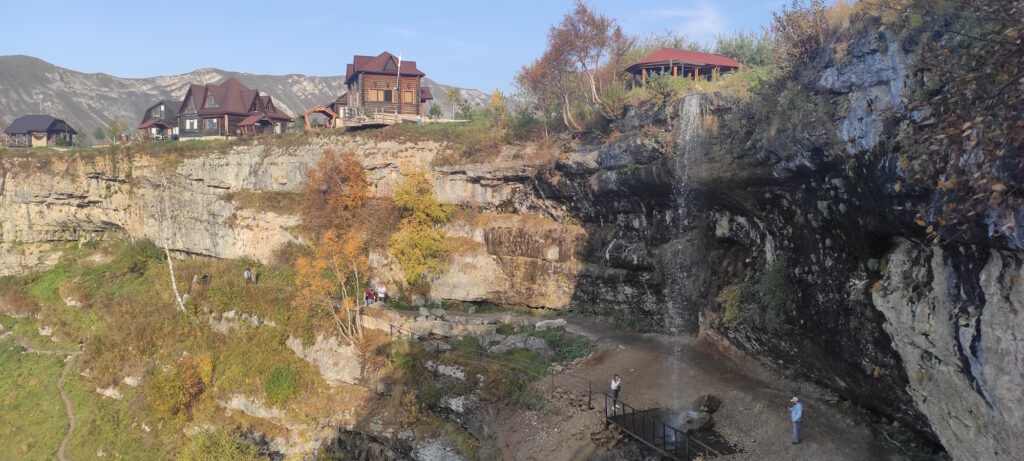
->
xmin=138 ymin=100 xmax=180 ymax=140
xmin=4 ymin=115 xmax=76 ymax=147
xmin=176 ymin=78 xmax=292 ymax=138
xmin=345 ymin=51 xmax=428 ymax=116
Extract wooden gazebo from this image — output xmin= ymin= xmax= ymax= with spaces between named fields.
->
xmin=302 ymin=105 xmax=338 ymax=131
xmin=625 ymin=48 xmax=741 ymax=86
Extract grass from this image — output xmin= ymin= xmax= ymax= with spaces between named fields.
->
xmin=0 ymin=338 xmax=68 ymax=461
xmin=0 ymin=239 xmax=352 ymax=459
xmin=362 ymin=118 xmax=504 ymax=166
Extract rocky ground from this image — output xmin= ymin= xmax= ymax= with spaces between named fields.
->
xmin=475 ymin=314 xmax=912 ymax=461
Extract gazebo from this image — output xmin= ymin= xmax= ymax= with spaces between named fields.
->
xmin=625 ymin=48 xmax=741 ymax=86
xmin=302 ymin=105 xmax=338 ymax=131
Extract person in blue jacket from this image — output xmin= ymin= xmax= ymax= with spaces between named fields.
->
xmin=790 ymin=396 xmax=804 ymax=444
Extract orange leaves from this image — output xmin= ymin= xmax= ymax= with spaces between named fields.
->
xmin=300 ymin=149 xmax=368 ymax=236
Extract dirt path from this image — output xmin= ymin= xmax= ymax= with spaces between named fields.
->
xmin=57 ymin=354 xmax=77 ymax=461
xmin=478 ymin=314 xmax=907 ymax=461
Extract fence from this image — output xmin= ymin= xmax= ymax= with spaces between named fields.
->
xmin=383 ymin=321 xmax=720 ymax=460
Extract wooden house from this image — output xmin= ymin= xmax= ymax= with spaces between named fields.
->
xmin=625 ymin=48 xmax=741 ymax=86
xmin=327 ymin=92 xmax=348 ymax=118
xmin=4 ymin=115 xmax=76 ymax=147
xmin=345 ymin=51 xmax=428 ymax=116
xmin=176 ymin=78 xmax=291 ymax=138
xmin=138 ymin=100 xmax=180 ymax=140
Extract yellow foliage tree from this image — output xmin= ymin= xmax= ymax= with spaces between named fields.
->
xmin=294 ymin=229 xmax=369 ymax=341
xmin=300 ymin=149 xmax=367 ymax=237
xmin=389 ymin=172 xmax=453 ymax=286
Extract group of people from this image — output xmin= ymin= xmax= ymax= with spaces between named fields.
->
xmin=608 ymin=374 xmax=806 ymax=445
xmin=363 ymin=284 xmax=388 ymax=306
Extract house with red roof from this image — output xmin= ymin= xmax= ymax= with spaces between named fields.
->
xmin=345 ymin=51 xmax=428 ymax=117
xmin=625 ymin=48 xmax=741 ymax=86
xmin=175 ymin=77 xmax=292 ymax=139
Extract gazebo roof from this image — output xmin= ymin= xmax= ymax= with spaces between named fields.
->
xmin=626 ymin=48 xmax=741 ymax=74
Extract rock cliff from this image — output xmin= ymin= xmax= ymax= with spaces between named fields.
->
xmin=2 ymin=18 xmax=1021 ymax=461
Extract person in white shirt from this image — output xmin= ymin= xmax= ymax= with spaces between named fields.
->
xmin=611 ymin=374 xmax=622 ymax=407
xmin=376 ymin=284 xmax=387 ymax=305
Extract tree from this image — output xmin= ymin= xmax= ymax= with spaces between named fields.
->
xmin=491 ymin=89 xmax=507 ymax=123
xmin=93 ymin=127 xmax=106 ymax=143
xmin=428 ymin=103 xmax=443 ymax=119
xmin=446 ymin=88 xmax=464 ymax=119
xmin=106 ymin=120 xmax=128 ymax=144
xmin=516 ymin=1 xmax=631 ymax=129
xmin=294 ymin=229 xmax=368 ymax=341
xmin=299 ymin=149 xmax=367 ymax=237
xmin=389 ymin=173 xmax=453 ymax=286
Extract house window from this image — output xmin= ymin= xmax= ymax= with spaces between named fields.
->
xmin=367 ymin=89 xmax=393 ymax=103
xmin=184 ymin=97 xmax=196 ymax=113
xmin=403 ymin=91 xmax=414 ymax=103
xmin=206 ymin=95 xmax=218 ymax=108
xmin=185 ymin=118 xmax=198 ymax=130
xmin=205 ymin=119 xmax=218 ymax=131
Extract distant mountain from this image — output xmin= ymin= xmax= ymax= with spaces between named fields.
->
xmin=0 ymin=55 xmax=489 ymax=144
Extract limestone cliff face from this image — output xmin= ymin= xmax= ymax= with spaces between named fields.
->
xmin=660 ymin=26 xmax=1024 ymax=460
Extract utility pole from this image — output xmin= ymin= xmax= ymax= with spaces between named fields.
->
xmin=396 ymin=52 xmax=402 ymax=115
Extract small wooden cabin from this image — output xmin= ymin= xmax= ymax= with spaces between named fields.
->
xmin=345 ymin=51 xmax=427 ymax=116
xmin=626 ymin=48 xmax=741 ymax=86
xmin=4 ymin=115 xmax=76 ymax=147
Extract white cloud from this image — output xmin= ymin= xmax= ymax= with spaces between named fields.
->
xmin=638 ymin=2 xmax=726 ymax=42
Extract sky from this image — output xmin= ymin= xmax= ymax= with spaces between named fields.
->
xmin=0 ymin=0 xmax=788 ymax=92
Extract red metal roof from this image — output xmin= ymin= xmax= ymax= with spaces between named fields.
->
xmin=628 ymin=48 xmax=741 ymax=71
xmin=138 ymin=119 xmax=172 ymax=129
xmin=420 ymin=86 xmax=433 ymax=102
xmin=238 ymin=114 xmax=270 ymax=126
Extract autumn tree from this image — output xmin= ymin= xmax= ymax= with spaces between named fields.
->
xmin=516 ymin=1 xmax=634 ymax=129
xmin=299 ymin=149 xmax=368 ymax=237
xmin=389 ymin=173 xmax=453 ymax=286
xmin=294 ymin=229 xmax=369 ymax=341
xmin=294 ymin=149 xmax=371 ymax=341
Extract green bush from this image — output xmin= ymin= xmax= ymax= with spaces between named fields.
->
xmin=716 ymin=283 xmax=748 ymax=324
xmin=178 ymin=428 xmax=260 ymax=461
xmin=758 ymin=257 xmax=793 ymax=325
xmin=264 ymin=367 xmax=298 ymax=406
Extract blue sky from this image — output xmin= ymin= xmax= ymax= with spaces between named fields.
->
xmin=0 ymin=0 xmax=787 ymax=91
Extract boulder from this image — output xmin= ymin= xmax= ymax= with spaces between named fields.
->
xmin=534 ymin=318 xmax=567 ymax=331
xmin=422 ymin=340 xmax=451 ymax=352
xmin=691 ymin=394 xmax=722 ymax=413
xmin=487 ymin=334 xmax=552 ymax=357
xmin=683 ymin=411 xmax=714 ymax=433
xmin=285 ymin=335 xmax=361 ymax=385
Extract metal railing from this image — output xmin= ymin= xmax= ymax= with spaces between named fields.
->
xmin=382 ymin=321 xmax=720 ymax=460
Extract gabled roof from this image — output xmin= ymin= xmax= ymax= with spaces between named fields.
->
xmin=626 ymin=48 xmax=741 ymax=73
xmin=179 ymin=77 xmax=292 ymax=120
xmin=345 ymin=51 xmax=424 ymax=84
xmin=5 ymin=115 xmax=77 ymax=135
xmin=420 ymin=86 xmax=433 ymax=102
xmin=331 ymin=92 xmax=349 ymax=106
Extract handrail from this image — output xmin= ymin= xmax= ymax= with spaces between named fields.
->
xmin=383 ymin=320 xmax=720 ymax=459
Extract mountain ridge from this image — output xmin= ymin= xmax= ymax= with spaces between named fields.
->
xmin=0 ymin=55 xmax=489 ymax=143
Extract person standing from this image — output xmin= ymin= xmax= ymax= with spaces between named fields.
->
xmin=790 ymin=396 xmax=803 ymax=444
xmin=243 ymin=268 xmax=252 ymax=284
xmin=377 ymin=284 xmax=387 ymax=305
xmin=611 ymin=374 xmax=622 ymax=409
xmin=364 ymin=287 xmax=375 ymax=307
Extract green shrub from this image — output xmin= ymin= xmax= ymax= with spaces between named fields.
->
xmin=495 ymin=323 xmax=516 ymax=335
xmin=759 ymin=256 xmax=793 ymax=325
xmin=178 ymin=428 xmax=260 ymax=461
xmin=146 ymin=357 xmax=205 ymax=419
xmin=716 ymin=283 xmax=748 ymax=324
xmin=264 ymin=367 xmax=298 ymax=406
